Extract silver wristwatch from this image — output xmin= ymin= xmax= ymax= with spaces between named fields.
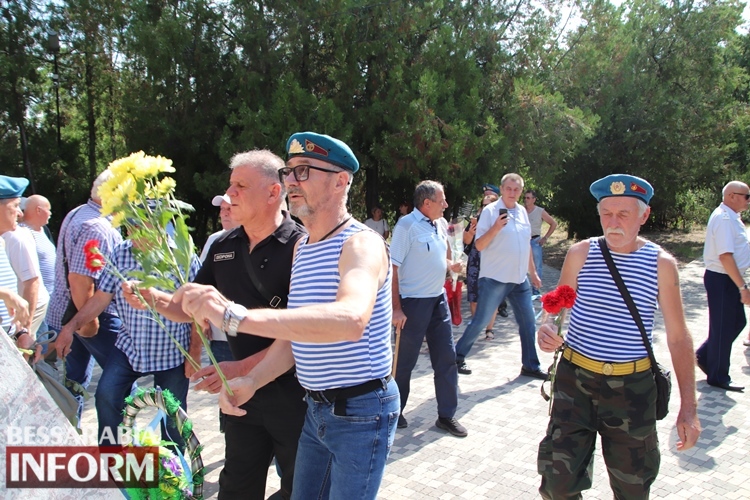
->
xmin=225 ymin=302 xmax=248 ymax=337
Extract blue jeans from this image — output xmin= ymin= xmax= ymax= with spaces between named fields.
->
xmin=531 ymin=238 xmax=543 ymax=295
xmin=291 ymin=378 xmax=400 ymax=500
xmin=63 ymin=312 xmax=121 ymax=429
xmin=395 ymin=295 xmax=458 ymax=418
xmin=455 ymin=277 xmax=541 ymax=371
xmin=96 ymin=346 xmax=189 ymax=447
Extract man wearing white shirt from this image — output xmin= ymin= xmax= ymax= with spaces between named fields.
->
xmin=199 ymin=193 xmax=237 ymax=263
xmin=696 ymin=180 xmax=750 ymax=391
xmin=0 ymin=187 xmax=49 ymax=338
xmin=454 ymin=173 xmax=545 ymax=378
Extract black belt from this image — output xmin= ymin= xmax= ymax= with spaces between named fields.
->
xmin=531 ymin=235 xmax=541 ymax=239
xmin=306 ymin=376 xmax=391 ymax=404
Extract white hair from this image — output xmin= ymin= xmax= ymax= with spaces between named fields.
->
xmin=91 ymin=170 xmax=113 ymax=201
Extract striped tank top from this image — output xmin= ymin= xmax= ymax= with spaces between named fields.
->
xmin=566 ymin=238 xmax=659 ymax=362
xmin=0 ymin=239 xmax=19 ymax=331
xmin=289 ymin=221 xmax=393 ymax=391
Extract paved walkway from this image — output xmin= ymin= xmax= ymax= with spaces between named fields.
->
xmin=78 ymin=259 xmax=750 ymax=499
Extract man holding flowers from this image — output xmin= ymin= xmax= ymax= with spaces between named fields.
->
xmin=51 ymin=171 xmax=123 ymax=429
xmin=125 ymin=150 xmax=308 ymax=499
xmin=536 ymin=174 xmax=700 ymax=499
xmin=172 ymin=132 xmax=399 ymax=500
xmin=58 ymin=231 xmax=200 ymax=447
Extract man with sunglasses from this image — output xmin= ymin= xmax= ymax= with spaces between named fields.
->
xmin=172 ymin=132 xmax=399 ymax=499
xmin=697 ymin=180 xmax=750 ymax=392
xmin=124 ymin=150 xmax=308 ymax=499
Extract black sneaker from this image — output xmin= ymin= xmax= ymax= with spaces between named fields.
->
xmin=497 ymin=304 xmax=509 ymax=318
xmin=436 ymin=417 xmax=468 ymax=437
xmin=457 ymin=361 xmax=472 ymax=375
xmin=520 ymin=367 xmax=548 ymax=380
xmin=397 ymin=414 xmax=408 ymax=429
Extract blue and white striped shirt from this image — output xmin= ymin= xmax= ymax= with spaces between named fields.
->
xmin=566 ymin=238 xmax=659 ymax=362
xmin=289 ymin=221 xmax=392 ymax=391
xmin=0 ymin=239 xmax=18 ymax=332
xmin=48 ymin=200 xmax=122 ymax=330
xmin=98 ymin=240 xmax=200 ymax=373
xmin=21 ymin=224 xmax=56 ymax=296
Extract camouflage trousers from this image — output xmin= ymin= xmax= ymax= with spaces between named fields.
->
xmin=537 ymin=357 xmax=660 ymax=499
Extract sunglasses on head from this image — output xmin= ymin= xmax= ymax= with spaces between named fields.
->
xmin=732 ymin=192 xmax=750 ymax=200
xmin=278 ymin=164 xmax=341 ymax=182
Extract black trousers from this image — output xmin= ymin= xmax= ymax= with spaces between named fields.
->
xmin=697 ymin=269 xmax=746 ymax=385
xmin=219 ymin=374 xmax=306 ymax=500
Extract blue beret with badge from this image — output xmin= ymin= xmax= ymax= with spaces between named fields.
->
xmin=286 ymin=132 xmax=359 ymax=173
xmin=0 ymin=175 xmax=29 ymax=200
xmin=482 ymin=183 xmax=500 ymax=195
xmin=590 ymin=174 xmax=654 ymax=204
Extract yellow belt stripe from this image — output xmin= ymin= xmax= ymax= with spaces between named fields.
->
xmin=562 ymin=347 xmax=651 ymax=376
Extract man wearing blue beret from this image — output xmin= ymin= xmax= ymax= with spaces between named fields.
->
xmin=697 ymin=180 xmax=750 ymax=391
xmin=174 ymin=132 xmax=399 ymax=499
xmin=536 ymin=174 xmax=700 ymax=498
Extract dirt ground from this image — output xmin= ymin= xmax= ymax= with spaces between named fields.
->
xmin=544 ymin=223 xmax=706 ymax=270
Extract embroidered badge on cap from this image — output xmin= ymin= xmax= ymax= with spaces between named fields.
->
xmin=288 ymin=139 xmax=305 ymax=154
xmin=214 ymin=251 xmax=235 ymax=262
xmin=305 ymin=140 xmax=328 ymax=156
xmin=610 ymin=182 xmax=626 ymax=195
xmin=630 ymin=182 xmax=647 ymax=195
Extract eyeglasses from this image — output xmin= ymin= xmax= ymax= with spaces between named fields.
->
xmin=278 ymin=164 xmax=341 ymax=183
xmin=732 ymin=192 xmax=750 ymax=200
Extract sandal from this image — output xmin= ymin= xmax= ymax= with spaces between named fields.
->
xmin=485 ymin=329 xmax=495 ymax=341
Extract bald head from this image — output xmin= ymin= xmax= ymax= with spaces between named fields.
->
xmin=23 ymin=194 xmax=52 ymax=230
xmin=722 ymin=180 xmax=750 ymax=213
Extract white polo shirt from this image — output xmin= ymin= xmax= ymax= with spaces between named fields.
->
xmin=476 ymin=200 xmax=531 ymax=284
xmin=704 ymin=202 xmax=750 ymax=274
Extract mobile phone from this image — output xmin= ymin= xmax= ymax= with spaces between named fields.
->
xmin=497 ymin=208 xmax=508 ymax=216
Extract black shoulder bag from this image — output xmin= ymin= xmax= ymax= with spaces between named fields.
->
xmin=598 ymin=237 xmax=672 ymax=420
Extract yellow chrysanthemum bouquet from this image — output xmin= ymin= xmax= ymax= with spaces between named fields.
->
xmin=96 ymin=151 xmax=231 ymax=395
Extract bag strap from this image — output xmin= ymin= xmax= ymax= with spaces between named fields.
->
xmin=61 ymin=205 xmax=86 ymax=287
xmin=239 ymin=244 xmax=282 ymax=308
xmin=597 ymin=237 xmax=659 ymax=373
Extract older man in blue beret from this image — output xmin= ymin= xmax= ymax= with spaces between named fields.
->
xmin=173 ymin=132 xmax=399 ymax=500
xmin=536 ymin=174 xmax=700 ymax=499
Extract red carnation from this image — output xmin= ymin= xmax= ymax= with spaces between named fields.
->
xmin=83 ymin=240 xmax=104 ymax=272
xmin=556 ymin=285 xmax=576 ymax=309
xmin=84 ymin=240 xmax=102 ymax=260
xmin=85 ymin=257 xmax=104 ymax=273
xmin=541 ymin=290 xmax=564 ymax=315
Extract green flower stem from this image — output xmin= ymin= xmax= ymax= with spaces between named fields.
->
xmin=192 ymin=322 xmax=234 ymax=397
xmin=546 ymin=307 xmax=570 ymax=416
xmin=103 ymin=262 xmax=201 ymax=372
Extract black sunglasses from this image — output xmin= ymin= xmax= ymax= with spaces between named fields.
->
xmin=732 ymin=192 xmax=750 ymax=200
xmin=278 ymin=164 xmax=341 ymax=183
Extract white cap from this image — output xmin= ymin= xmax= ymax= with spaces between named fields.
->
xmin=211 ymin=194 xmax=230 ymax=207
xmin=19 ymin=197 xmax=28 ymax=211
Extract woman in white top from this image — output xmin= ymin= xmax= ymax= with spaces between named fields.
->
xmin=524 ymin=190 xmax=558 ymax=295
xmin=364 ymin=205 xmax=390 ymax=239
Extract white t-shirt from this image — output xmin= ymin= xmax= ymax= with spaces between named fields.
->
xmin=199 ymin=229 xmax=227 ymax=263
xmin=1 ymin=227 xmax=50 ymax=307
xmin=364 ymin=218 xmax=389 ymax=237
xmin=476 ymin=200 xmax=532 ymax=284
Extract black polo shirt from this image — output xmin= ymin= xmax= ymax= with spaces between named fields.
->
xmin=194 ymin=211 xmax=306 ymax=360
